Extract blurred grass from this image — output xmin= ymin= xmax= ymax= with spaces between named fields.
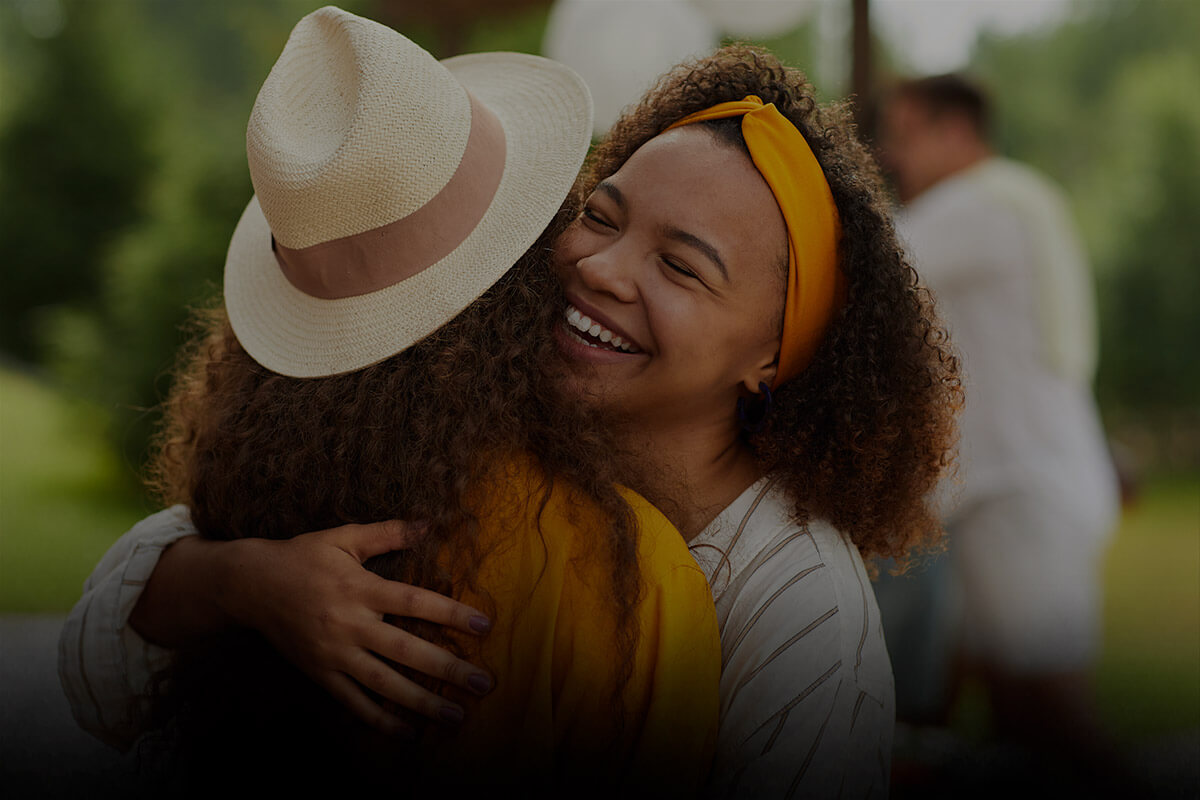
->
xmin=2 ymin=366 xmax=1197 ymax=740
xmin=0 ymin=366 xmax=149 ymax=612
xmin=1097 ymin=471 xmax=1200 ymax=739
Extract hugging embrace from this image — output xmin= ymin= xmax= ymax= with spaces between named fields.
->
xmin=60 ymin=6 xmax=959 ymax=798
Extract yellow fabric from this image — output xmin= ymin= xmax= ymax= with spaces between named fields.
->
xmin=423 ymin=457 xmax=721 ymax=794
xmin=666 ymin=96 xmax=844 ymax=387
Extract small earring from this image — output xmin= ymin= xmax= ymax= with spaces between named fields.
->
xmin=737 ymin=381 xmax=774 ymax=434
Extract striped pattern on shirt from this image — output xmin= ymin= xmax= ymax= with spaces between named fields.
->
xmin=689 ymin=479 xmax=895 ymax=799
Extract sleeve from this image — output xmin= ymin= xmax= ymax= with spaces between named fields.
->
xmin=705 ymin=539 xmax=885 ymax=799
xmin=57 ymin=505 xmax=197 ymax=751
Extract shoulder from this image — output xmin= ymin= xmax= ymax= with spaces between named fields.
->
xmin=899 ymin=161 xmax=1032 ymax=281
xmin=719 ymin=508 xmax=858 ymax=651
xmin=906 ymin=163 xmax=1020 ymax=231
xmin=622 ymin=487 xmax=709 ymax=581
xmin=716 ymin=488 xmax=892 ymax=694
xmin=699 ymin=482 xmax=838 ymax=607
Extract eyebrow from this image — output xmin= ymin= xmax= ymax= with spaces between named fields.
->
xmin=596 ymin=179 xmax=729 ymax=281
xmin=595 ymin=180 xmax=626 ymax=210
xmin=660 ymin=225 xmax=729 ymax=281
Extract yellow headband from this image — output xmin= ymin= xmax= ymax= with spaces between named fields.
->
xmin=665 ymin=96 xmax=843 ymax=388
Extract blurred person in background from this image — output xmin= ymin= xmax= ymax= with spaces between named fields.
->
xmin=874 ymin=73 xmax=1127 ymax=789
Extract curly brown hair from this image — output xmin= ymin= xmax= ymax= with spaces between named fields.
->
xmin=141 ymin=205 xmax=647 ymax=781
xmin=582 ymin=45 xmax=962 ymax=568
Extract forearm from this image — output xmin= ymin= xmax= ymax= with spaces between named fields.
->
xmin=129 ymin=534 xmax=248 ymax=647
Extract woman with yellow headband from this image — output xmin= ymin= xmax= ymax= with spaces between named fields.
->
xmin=547 ymin=49 xmax=959 ymax=795
xmin=62 ymin=44 xmax=960 ymax=796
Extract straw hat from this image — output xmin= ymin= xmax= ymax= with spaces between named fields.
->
xmin=223 ymin=6 xmax=593 ymax=377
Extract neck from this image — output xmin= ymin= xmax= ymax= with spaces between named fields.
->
xmin=928 ymin=142 xmax=993 ymax=193
xmin=617 ymin=413 xmax=763 ymax=542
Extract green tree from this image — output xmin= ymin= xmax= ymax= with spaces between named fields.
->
xmin=41 ymin=0 xmax=362 ymax=470
xmin=0 ymin=0 xmax=155 ymax=361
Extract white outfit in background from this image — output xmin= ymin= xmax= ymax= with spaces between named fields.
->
xmin=690 ymin=478 xmax=894 ymax=798
xmin=61 ymin=480 xmax=894 ymax=799
xmin=891 ymin=156 xmax=1119 ymax=673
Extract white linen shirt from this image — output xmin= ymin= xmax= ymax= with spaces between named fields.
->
xmin=689 ymin=478 xmax=895 ymax=798
xmin=897 ymin=157 xmax=1118 ymax=530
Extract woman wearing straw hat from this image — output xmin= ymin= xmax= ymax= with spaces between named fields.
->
xmin=57 ymin=6 xmax=719 ymax=794
xmin=61 ymin=12 xmax=962 ymax=798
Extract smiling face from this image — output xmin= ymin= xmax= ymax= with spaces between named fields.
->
xmin=553 ymin=126 xmax=789 ymax=435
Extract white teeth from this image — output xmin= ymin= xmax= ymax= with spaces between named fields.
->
xmin=563 ymin=304 xmax=640 ymax=353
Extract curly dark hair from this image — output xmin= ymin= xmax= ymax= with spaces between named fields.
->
xmin=141 ymin=204 xmax=647 ymax=785
xmin=583 ymin=45 xmax=962 ymax=568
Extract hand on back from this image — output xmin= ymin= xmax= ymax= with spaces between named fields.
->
xmin=224 ymin=520 xmax=494 ymax=736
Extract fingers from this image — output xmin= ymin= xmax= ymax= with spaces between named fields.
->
xmin=373 ymin=580 xmax=492 ymax=636
xmin=321 ymin=671 xmax=415 ymax=738
xmin=330 ymin=519 xmax=428 ymax=561
xmin=364 ymin=624 xmax=493 ymax=700
xmin=343 ymin=648 xmax=471 ymax=726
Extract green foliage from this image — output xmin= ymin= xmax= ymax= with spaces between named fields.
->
xmin=7 ymin=0 xmax=371 ymax=468
xmin=0 ymin=0 xmax=155 ymax=361
xmin=1092 ymin=53 xmax=1200 ymax=418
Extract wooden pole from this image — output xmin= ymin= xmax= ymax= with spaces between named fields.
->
xmin=851 ymin=0 xmax=872 ymax=129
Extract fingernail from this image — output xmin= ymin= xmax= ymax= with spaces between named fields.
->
xmin=469 ymin=615 xmax=492 ymax=634
xmin=468 ymin=672 xmax=493 ymax=695
xmin=439 ymin=705 xmax=464 ymax=725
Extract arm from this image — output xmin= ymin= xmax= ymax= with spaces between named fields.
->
xmin=58 ymin=505 xmax=194 ymax=751
xmin=59 ymin=511 xmax=496 ymax=750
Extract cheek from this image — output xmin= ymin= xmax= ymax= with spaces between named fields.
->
xmin=711 ymin=287 xmax=785 ymax=370
xmin=661 ymin=302 xmax=771 ymax=376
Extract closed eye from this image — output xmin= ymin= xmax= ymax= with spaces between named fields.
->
xmin=662 ymin=256 xmax=699 ymax=280
xmin=582 ymin=207 xmax=615 ymax=229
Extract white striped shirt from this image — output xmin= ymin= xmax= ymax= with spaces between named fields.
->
xmin=690 ymin=478 xmax=895 ymax=798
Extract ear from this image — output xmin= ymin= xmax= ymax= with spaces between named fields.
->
xmin=739 ymin=348 xmax=779 ymax=396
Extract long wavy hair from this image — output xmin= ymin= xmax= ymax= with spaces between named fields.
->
xmin=141 ymin=203 xmax=646 ymax=784
xmin=584 ymin=45 xmax=962 ymax=567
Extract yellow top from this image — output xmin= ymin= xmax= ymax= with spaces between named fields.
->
xmin=423 ymin=458 xmax=721 ymax=794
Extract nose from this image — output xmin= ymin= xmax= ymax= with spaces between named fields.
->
xmin=575 ymin=239 xmax=639 ymax=303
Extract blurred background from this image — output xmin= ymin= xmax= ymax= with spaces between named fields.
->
xmin=0 ymin=0 xmax=1196 ymax=792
